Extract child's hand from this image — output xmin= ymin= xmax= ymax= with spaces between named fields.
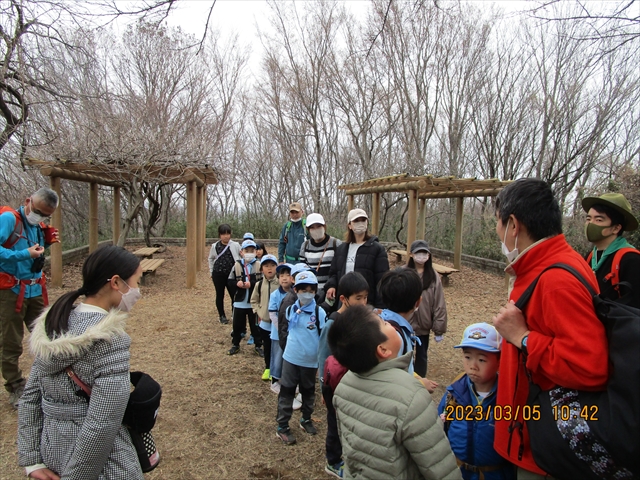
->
xmin=243 ymin=281 xmax=250 ymax=288
xmin=434 ymin=335 xmax=443 ymax=343
xmin=237 ymin=280 xmax=244 ymax=288
xmin=420 ymin=377 xmax=438 ymax=393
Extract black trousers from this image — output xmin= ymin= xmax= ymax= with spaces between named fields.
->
xmin=322 ymin=383 xmax=342 ymax=465
xmin=413 ymin=334 xmax=430 ymax=378
xmin=211 ymin=272 xmax=236 ymax=319
xmin=276 ymin=360 xmax=316 ymax=429
xmin=231 ymin=307 xmax=261 ymax=347
xmin=259 ymin=326 xmax=272 ymax=369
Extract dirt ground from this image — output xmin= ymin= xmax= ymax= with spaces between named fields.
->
xmin=0 ymin=245 xmax=507 ymax=479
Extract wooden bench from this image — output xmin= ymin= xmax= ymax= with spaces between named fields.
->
xmin=139 ymin=258 xmax=165 ymax=284
xmin=133 ymin=247 xmax=160 ymax=259
xmin=389 ymin=249 xmax=459 ymax=287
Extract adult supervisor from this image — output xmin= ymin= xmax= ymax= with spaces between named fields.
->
xmin=278 ymin=202 xmax=307 ymax=264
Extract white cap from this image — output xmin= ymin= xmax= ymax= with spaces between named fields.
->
xmin=348 ymin=208 xmax=368 ymax=223
xmin=454 ymin=323 xmax=502 ymax=353
xmin=306 ymin=213 xmax=325 ymax=227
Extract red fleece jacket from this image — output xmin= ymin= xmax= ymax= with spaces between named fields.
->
xmin=494 ymin=234 xmax=609 ymax=475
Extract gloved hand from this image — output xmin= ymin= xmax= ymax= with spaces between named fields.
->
xmin=434 ymin=335 xmax=443 ymax=343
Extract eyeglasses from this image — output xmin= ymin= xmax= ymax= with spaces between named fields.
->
xmin=29 ymin=198 xmax=52 ymax=219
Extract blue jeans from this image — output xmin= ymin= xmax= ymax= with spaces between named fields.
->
xmin=270 ymin=339 xmax=283 ymax=379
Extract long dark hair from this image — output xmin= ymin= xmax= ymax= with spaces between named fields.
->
xmin=45 ymin=246 xmax=140 ymax=338
xmin=406 ymin=254 xmax=437 ymax=291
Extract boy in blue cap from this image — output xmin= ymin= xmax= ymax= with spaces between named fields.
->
xmin=251 ymin=254 xmax=279 ymax=379
xmin=268 ymin=263 xmax=294 ymax=394
xmin=228 ymin=239 xmax=263 ymax=356
xmin=438 ymin=323 xmax=515 ymax=480
xmin=276 ymin=270 xmax=326 ymax=445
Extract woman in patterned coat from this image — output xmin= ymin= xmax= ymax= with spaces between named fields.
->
xmin=18 ymin=246 xmax=144 ymax=480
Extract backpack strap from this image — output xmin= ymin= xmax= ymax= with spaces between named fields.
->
xmin=0 ymin=207 xmax=23 ymax=249
xmin=315 ymin=304 xmax=321 ymax=335
xmin=603 ymin=247 xmax=639 ymax=294
xmin=234 ymin=260 xmax=244 ymax=280
xmin=385 ymin=320 xmax=409 ymax=355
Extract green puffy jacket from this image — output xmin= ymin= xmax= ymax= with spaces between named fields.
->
xmin=333 ymin=353 xmax=462 ymax=480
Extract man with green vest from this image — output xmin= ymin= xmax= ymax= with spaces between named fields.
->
xmin=278 ymin=202 xmax=307 ymax=264
xmin=583 ymin=192 xmax=640 ymax=308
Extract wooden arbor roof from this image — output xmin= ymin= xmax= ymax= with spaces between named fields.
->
xmin=25 ymin=159 xmax=218 ymax=288
xmin=338 ymin=174 xmax=512 ymax=268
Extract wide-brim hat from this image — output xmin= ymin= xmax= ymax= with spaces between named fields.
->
xmin=582 ymin=193 xmax=638 ymax=231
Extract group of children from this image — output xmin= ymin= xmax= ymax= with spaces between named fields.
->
xmin=211 ymin=230 xmax=515 ymax=480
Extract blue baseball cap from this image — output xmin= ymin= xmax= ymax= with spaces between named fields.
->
xmin=243 ymin=232 xmax=254 ymax=240
xmin=454 ymin=323 xmax=502 ymax=353
xmin=241 ymin=239 xmax=257 ymax=249
xmin=276 ymin=263 xmax=293 ymax=274
xmin=291 ymin=263 xmax=311 ymax=277
xmin=295 ymin=271 xmax=318 ymax=287
xmin=260 ymin=254 xmax=278 ymax=266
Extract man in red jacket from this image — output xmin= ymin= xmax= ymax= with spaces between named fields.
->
xmin=492 ymin=179 xmax=608 ymax=479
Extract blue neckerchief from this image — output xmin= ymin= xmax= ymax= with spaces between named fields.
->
xmin=379 ymin=309 xmax=421 ymax=346
xmin=289 ymin=299 xmax=316 ymax=329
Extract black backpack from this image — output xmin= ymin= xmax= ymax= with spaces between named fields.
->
xmin=515 ymin=263 xmax=639 ymax=479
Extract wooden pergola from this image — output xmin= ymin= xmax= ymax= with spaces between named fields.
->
xmin=339 ymin=174 xmax=512 ymax=269
xmin=25 ymin=159 xmax=217 ymax=288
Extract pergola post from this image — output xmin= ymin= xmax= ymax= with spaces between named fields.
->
xmin=49 ymin=177 xmax=63 ymax=287
xmin=406 ymin=189 xmax=418 ymax=254
xmin=371 ymin=192 xmax=381 ymax=235
xmin=89 ymin=182 xmax=99 ymax=253
xmin=186 ymin=181 xmax=197 ymax=288
xmin=201 ymin=185 xmax=207 ymax=259
xmin=418 ymin=198 xmax=426 ymax=240
xmin=347 ymin=195 xmax=354 ymax=212
xmin=454 ymin=197 xmax=464 ymax=269
xmin=196 ymin=186 xmax=203 ymax=270
xmin=113 ymin=187 xmax=121 ymax=245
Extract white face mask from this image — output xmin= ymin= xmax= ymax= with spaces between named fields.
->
xmin=501 ymin=219 xmax=519 ymax=263
xmin=309 ymin=227 xmax=325 ymax=241
xmin=291 ymin=216 xmax=302 ymax=223
xmin=413 ymin=252 xmax=429 ymax=265
xmin=297 ymin=292 xmax=315 ymax=305
xmin=351 ymin=221 xmax=368 ymax=235
xmin=117 ymin=281 xmax=142 ymax=312
xmin=243 ymin=253 xmax=256 ymax=262
xmin=25 ymin=211 xmax=45 ymax=226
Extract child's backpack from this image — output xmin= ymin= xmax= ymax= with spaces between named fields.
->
xmin=586 ymin=247 xmax=639 ymax=297
xmin=0 ymin=207 xmax=23 ymax=248
xmin=515 ymin=263 xmax=639 ymax=479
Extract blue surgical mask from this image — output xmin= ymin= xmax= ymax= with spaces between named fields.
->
xmin=297 ymin=292 xmax=315 ymax=305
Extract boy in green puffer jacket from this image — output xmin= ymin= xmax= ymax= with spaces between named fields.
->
xmin=329 ymin=305 xmax=461 ymax=480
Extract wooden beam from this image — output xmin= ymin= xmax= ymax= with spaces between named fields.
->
xmin=454 ymin=197 xmax=464 ymax=269
xmin=406 ymin=189 xmax=418 ymax=254
xmin=40 ymin=166 xmax=122 ymax=187
xmin=49 ymin=177 xmax=63 ymax=287
xmin=418 ymin=198 xmax=426 ymax=240
xmin=196 ymin=186 xmax=203 ymax=270
xmin=345 ymin=180 xmax=427 ymax=196
xmin=89 ymin=182 xmax=99 ymax=253
xmin=371 ymin=192 xmax=381 ymax=235
xmin=347 ymin=195 xmax=354 ymax=212
xmin=113 ymin=187 xmax=121 ymax=245
xmin=419 ymin=188 xmax=504 ymax=199
xmin=186 ymin=181 xmax=197 ymax=288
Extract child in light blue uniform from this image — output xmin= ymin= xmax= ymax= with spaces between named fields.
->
xmin=269 ymin=263 xmax=293 ymax=394
xmin=276 ymin=271 xmax=326 ymax=445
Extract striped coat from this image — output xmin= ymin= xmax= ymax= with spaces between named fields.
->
xmin=18 ymin=305 xmax=144 ymax=480
xmin=299 ymin=235 xmax=342 ymax=291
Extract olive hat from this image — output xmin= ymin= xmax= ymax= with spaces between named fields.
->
xmin=582 ymin=193 xmax=638 ymax=231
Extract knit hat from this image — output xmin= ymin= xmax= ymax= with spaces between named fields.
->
xmin=454 ymin=323 xmax=502 ymax=353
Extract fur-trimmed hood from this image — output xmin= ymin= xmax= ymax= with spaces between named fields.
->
xmin=30 ymin=307 xmax=129 ymax=363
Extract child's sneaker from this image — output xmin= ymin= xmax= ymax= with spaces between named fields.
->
xmin=227 ymin=345 xmax=240 ymax=355
xmin=292 ymin=393 xmax=302 ymax=410
xmin=276 ymin=427 xmax=296 ymax=445
xmin=270 ymin=381 xmax=281 ymax=394
xmin=219 ymin=315 xmax=228 ymax=325
xmin=261 ymin=369 xmax=270 ymax=381
xmin=325 ymin=460 xmax=344 ymax=478
xmin=247 ymin=335 xmax=254 ymax=345
xmin=299 ymin=418 xmax=317 ymax=435
xmin=254 ymin=346 xmax=264 ymax=358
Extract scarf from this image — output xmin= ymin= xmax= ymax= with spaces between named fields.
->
xmin=590 ymin=236 xmax=634 ymax=272
xmin=288 ymin=299 xmax=317 ymax=329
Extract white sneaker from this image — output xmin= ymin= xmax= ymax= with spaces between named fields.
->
xmin=270 ymin=381 xmax=281 ymax=395
xmin=292 ymin=393 xmax=302 ymax=411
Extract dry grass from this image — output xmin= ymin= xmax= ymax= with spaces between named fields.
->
xmin=0 ymin=246 xmax=507 ymax=479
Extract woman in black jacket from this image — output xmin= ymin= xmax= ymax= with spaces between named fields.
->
xmin=325 ymin=208 xmax=390 ymax=308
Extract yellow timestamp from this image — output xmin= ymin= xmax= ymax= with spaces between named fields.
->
xmin=444 ymin=405 xmax=541 ymax=422
xmin=552 ymin=405 xmax=599 ymax=421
